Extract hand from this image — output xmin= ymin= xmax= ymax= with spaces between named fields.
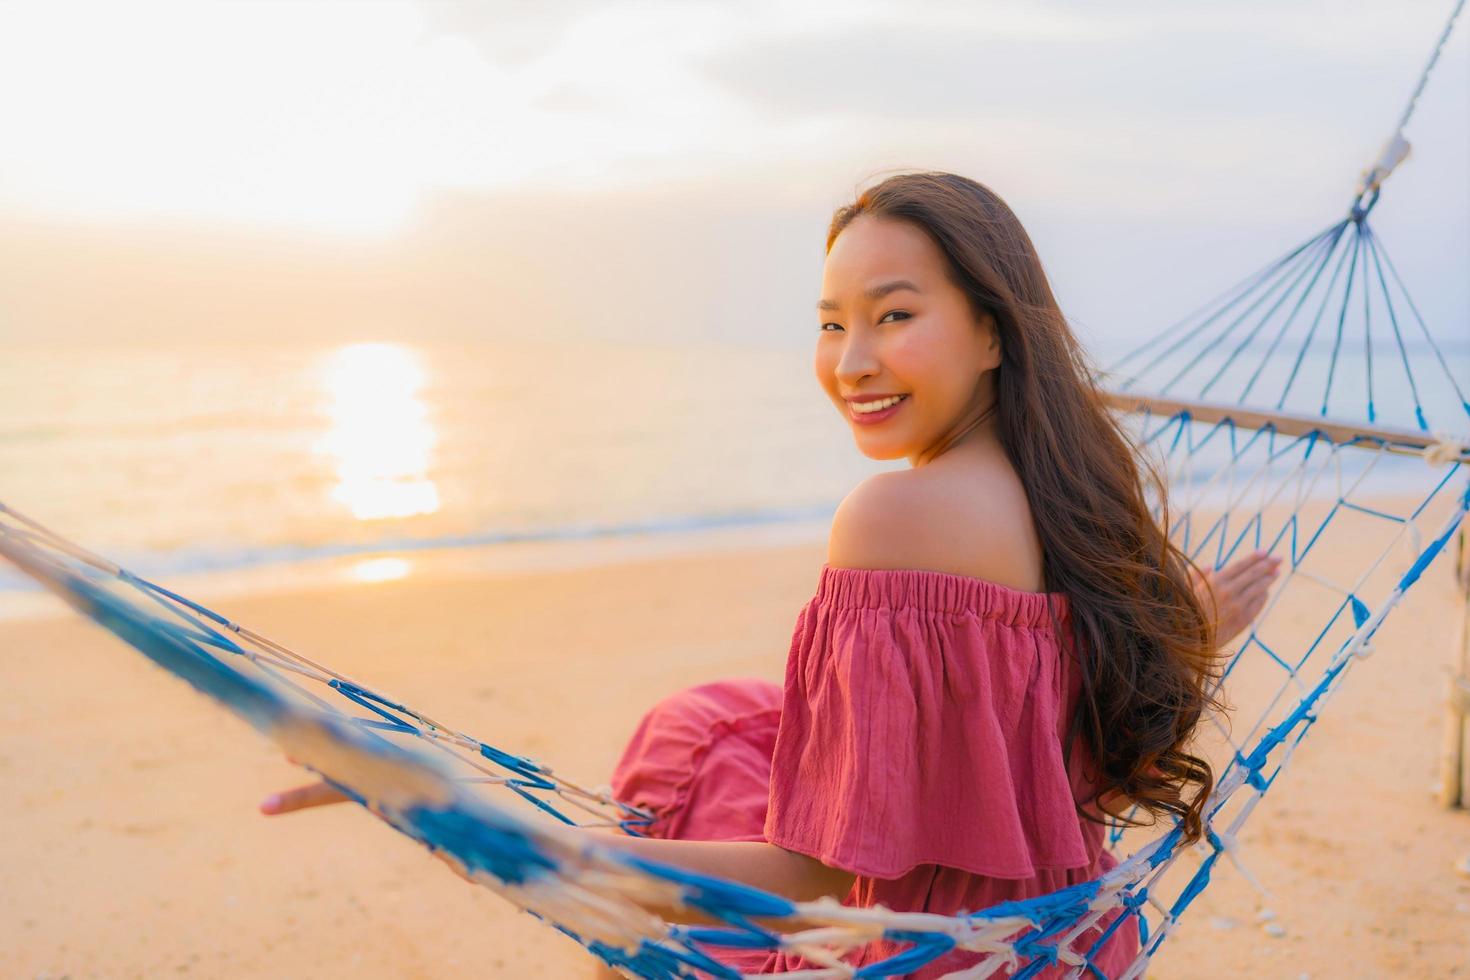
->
xmin=258 ymin=777 xmax=478 ymax=884
xmin=1191 ymin=550 xmax=1284 ymax=648
xmin=259 ymin=779 xmax=350 ymax=815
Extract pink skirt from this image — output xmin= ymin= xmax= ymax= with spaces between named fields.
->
xmin=611 ymin=678 xmax=784 ymax=975
xmin=610 ymin=678 xmax=1141 ymax=978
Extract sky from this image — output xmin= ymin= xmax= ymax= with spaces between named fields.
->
xmin=0 ymin=0 xmax=1464 ymax=353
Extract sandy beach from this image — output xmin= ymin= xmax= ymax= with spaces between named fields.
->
xmin=3 ymin=496 xmax=1469 ymax=978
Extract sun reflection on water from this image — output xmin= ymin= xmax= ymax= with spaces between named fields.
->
xmin=317 ymin=343 xmax=441 ymax=521
xmin=348 ymin=556 xmax=413 ymax=583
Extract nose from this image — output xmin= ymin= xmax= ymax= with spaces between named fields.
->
xmin=834 ymin=332 xmax=879 ymax=387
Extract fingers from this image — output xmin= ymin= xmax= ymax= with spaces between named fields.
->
xmin=1232 ymin=588 xmax=1271 ymax=632
xmin=1219 ymin=550 xmax=1282 ymax=584
xmin=1210 ymin=553 xmax=1283 ymax=600
xmin=1243 ymin=566 xmax=1277 ymax=598
xmin=1238 ymin=581 xmax=1271 ymax=615
xmin=260 ymin=781 xmax=350 ymax=815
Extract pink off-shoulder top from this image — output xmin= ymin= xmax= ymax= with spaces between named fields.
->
xmin=757 ymin=564 xmax=1138 ymax=975
xmin=611 ymin=563 xmax=1140 ymax=977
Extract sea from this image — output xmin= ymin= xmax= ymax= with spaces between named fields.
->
xmin=1 ymin=333 xmax=1466 ymax=604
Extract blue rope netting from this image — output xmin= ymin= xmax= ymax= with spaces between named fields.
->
xmin=3 ymin=247 xmax=1466 ymax=979
xmin=3 ymin=4 xmax=1468 ymax=976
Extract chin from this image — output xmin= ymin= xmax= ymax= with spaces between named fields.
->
xmin=851 ymin=436 xmax=910 ymax=462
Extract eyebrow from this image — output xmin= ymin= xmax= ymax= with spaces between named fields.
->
xmin=816 ymin=279 xmax=921 ymax=312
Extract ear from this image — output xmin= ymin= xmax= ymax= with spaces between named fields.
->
xmin=978 ymin=311 xmax=1002 ymax=366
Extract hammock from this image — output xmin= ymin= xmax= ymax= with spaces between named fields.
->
xmin=3 ymin=6 xmax=1467 ymax=977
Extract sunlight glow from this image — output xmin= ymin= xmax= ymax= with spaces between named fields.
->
xmin=0 ymin=0 xmax=760 ymax=233
xmin=348 ymin=557 xmax=413 ymax=583
xmin=316 ymin=343 xmax=441 ymax=520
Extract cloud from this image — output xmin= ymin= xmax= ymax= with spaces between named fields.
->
xmin=0 ymin=0 xmax=1458 ymax=233
xmin=694 ymin=7 xmax=1424 ymax=129
xmin=413 ymin=1 xmax=605 ymax=68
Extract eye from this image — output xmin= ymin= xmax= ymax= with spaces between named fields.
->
xmin=819 ymin=311 xmax=909 ymax=332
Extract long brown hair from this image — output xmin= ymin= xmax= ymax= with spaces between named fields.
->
xmin=825 ymin=170 xmax=1225 ymax=844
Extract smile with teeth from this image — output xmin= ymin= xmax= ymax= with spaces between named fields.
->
xmin=851 ymin=395 xmax=908 ymax=414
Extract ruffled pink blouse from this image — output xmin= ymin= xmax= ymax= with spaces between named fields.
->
xmin=610 ymin=563 xmax=1140 ymax=977
xmin=759 ymin=564 xmax=1137 ymax=977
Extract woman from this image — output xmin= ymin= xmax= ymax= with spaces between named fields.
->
xmin=264 ymin=171 xmax=1280 ymax=978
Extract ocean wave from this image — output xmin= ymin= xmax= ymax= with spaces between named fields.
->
xmin=0 ymin=503 xmax=839 ymax=594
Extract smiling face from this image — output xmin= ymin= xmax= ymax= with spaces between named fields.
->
xmin=815 ymin=213 xmax=1002 ymax=467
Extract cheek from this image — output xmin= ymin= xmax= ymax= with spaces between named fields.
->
xmin=813 ymin=344 xmax=839 ymax=394
xmin=889 ymin=335 xmax=975 ymax=421
xmin=882 ymin=334 xmax=939 ymax=392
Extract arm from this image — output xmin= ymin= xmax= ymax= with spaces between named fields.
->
xmin=263 ymin=785 xmax=856 ymax=925
xmin=586 ymin=832 xmax=857 ymax=925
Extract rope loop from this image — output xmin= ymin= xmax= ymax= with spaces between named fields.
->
xmin=1425 ymin=434 xmax=1468 ymax=467
xmin=1348 ymin=185 xmax=1380 ymax=222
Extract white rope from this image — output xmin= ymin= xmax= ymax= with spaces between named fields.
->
xmin=1356 ymin=0 xmax=1466 ymax=199
xmin=1426 ymin=434 xmax=1469 ymax=467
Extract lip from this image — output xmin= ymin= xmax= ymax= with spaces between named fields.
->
xmin=844 ymin=393 xmax=907 ymax=404
xmin=847 ymin=393 xmax=909 ymax=425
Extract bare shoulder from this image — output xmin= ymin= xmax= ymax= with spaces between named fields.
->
xmin=827 ymin=459 xmax=1046 ymax=593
